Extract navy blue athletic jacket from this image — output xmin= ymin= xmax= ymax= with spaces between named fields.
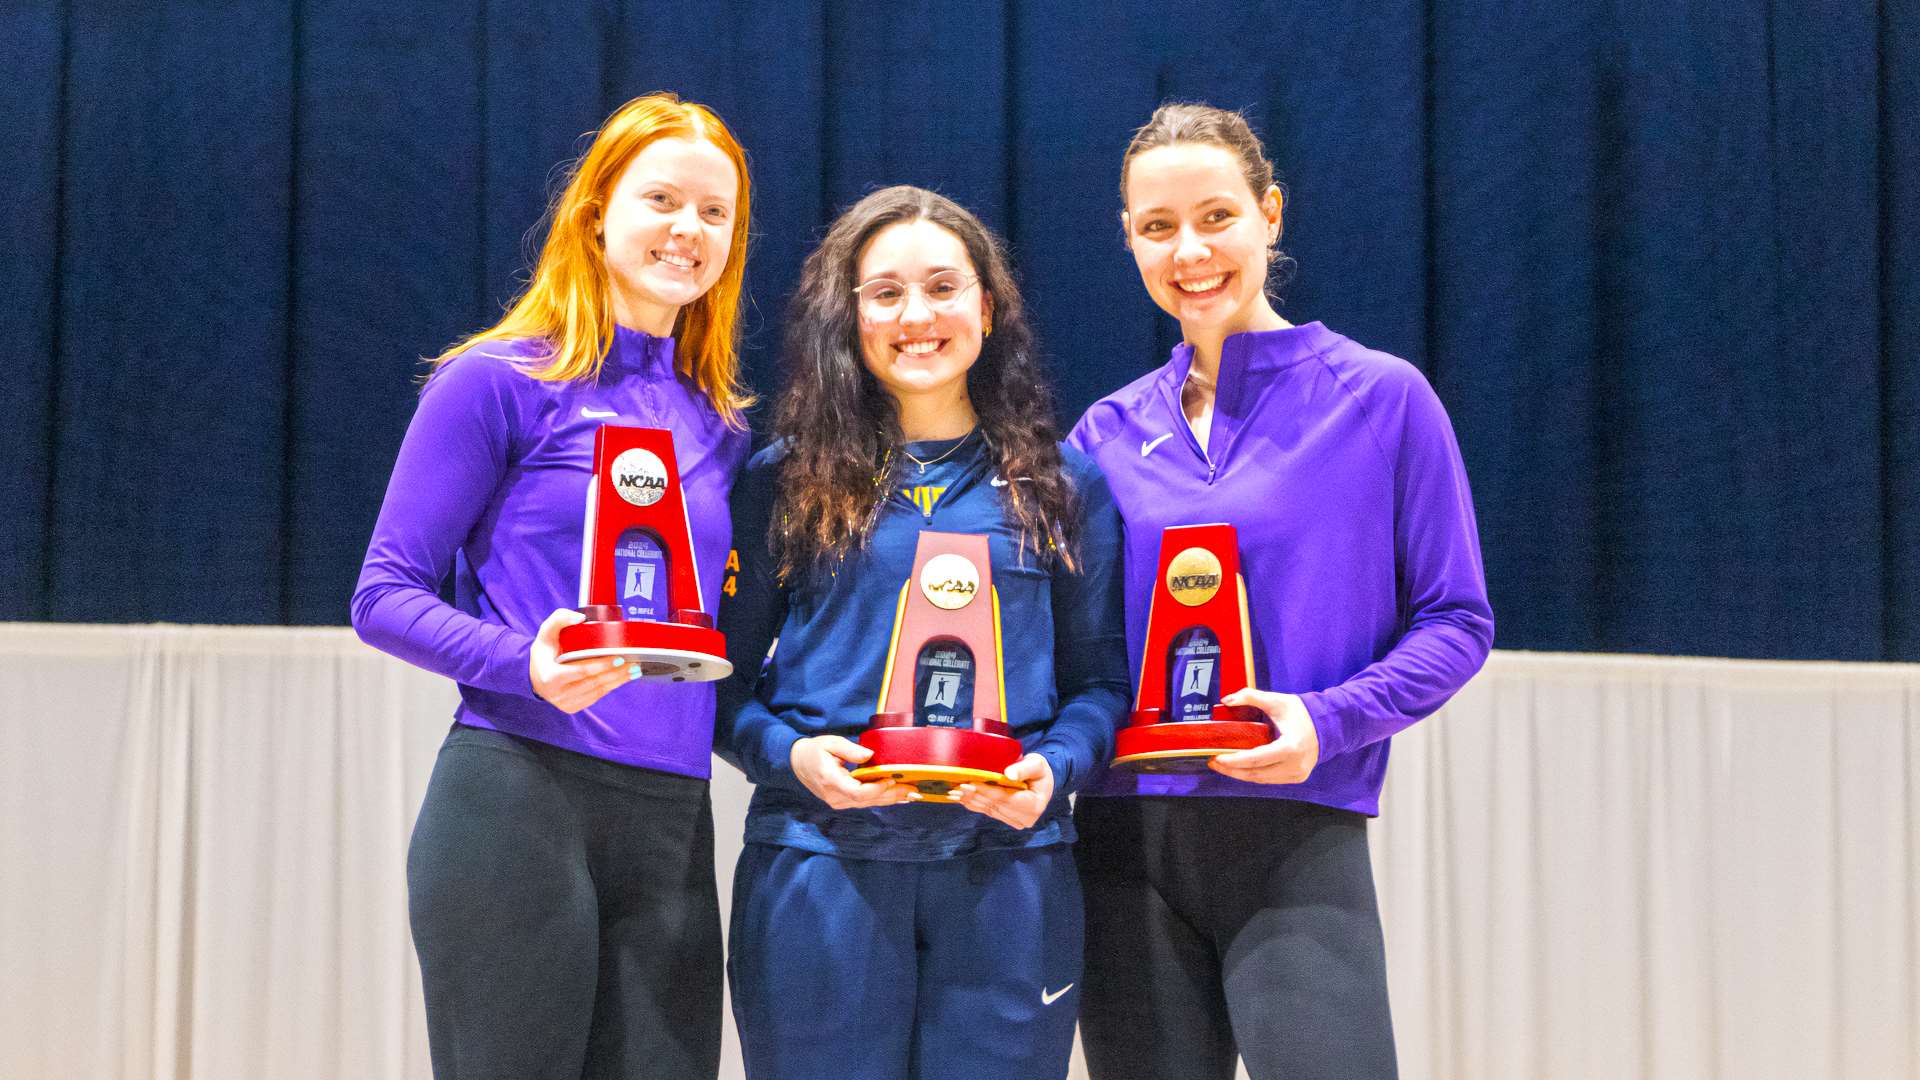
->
xmin=715 ymin=433 xmax=1129 ymax=860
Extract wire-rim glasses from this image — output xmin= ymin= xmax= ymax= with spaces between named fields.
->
xmin=851 ymin=271 xmax=981 ymax=318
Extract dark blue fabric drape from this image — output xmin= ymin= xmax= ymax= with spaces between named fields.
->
xmin=3 ymin=1 xmax=1913 ymax=661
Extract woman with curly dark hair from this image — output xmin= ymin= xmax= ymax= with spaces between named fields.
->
xmin=715 ymin=185 xmax=1128 ymax=1080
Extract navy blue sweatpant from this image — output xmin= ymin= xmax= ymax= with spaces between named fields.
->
xmin=728 ymin=842 xmax=1083 ymax=1080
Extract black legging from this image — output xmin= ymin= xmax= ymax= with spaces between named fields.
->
xmin=406 ymin=723 xmax=723 ymax=1080
xmin=1075 ymin=795 xmax=1398 ymax=1080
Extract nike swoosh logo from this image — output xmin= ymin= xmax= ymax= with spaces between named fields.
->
xmin=581 ymin=407 xmax=619 ymax=419
xmin=1141 ymin=433 xmax=1173 ymax=457
xmin=990 ymin=476 xmax=1009 ymax=487
xmin=1041 ymin=983 xmax=1074 ymax=1005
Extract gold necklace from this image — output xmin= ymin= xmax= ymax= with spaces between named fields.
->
xmin=900 ymin=429 xmax=978 ymax=474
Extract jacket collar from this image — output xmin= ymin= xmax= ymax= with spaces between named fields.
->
xmin=1156 ymin=322 xmax=1332 ymax=466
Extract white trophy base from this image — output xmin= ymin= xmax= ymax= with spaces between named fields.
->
xmin=553 ymin=645 xmax=733 ymax=683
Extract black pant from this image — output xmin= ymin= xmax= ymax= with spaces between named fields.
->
xmin=407 ymin=723 xmax=722 ymax=1080
xmin=1075 ymin=796 xmax=1397 ymax=1080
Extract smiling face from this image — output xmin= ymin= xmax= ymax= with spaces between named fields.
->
xmin=1123 ymin=142 xmax=1284 ymax=341
xmin=599 ymin=135 xmax=739 ymax=335
xmin=854 ymin=218 xmax=991 ymax=407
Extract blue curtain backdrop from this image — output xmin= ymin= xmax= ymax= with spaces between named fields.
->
xmin=2 ymin=1 xmax=1914 ymax=661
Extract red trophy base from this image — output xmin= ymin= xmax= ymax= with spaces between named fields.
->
xmin=1111 ymin=705 xmax=1272 ymax=774
xmin=555 ymin=605 xmax=732 ymax=683
xmin=851 ymin=718 xmax=1026 ymax=802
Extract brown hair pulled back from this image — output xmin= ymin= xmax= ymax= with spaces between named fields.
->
xmin=1120 ymin=103 xmax=1293 ymax=288
xmin=1121 ymin=102 xmax=1275 ymax=206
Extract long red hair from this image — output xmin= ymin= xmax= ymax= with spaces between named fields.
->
xmin=437 ymin=92 xmax=754 ymax=426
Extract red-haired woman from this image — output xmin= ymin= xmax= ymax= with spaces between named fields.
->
xmin=352 ymin=93 xmax=753 ymax=1080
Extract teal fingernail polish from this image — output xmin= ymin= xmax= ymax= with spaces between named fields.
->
xmin=627 ymin=664 xmax=642 ymax=680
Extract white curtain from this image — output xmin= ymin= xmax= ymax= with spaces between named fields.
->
xmin=1 ymin=625 xmax=1914 ymax=1080
xmin=1376 ymin=652 xmax=1918 ymax=1080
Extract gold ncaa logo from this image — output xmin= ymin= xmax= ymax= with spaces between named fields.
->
xmin=919 ymin=553 xmax=980 ymax=610
xmin=1166 ymin=547 xmax=1223 ymax=606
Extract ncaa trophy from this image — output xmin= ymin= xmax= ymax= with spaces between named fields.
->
xmin=554 ymin=425 xmax=731 ymax=683
xmin=849 ymin=531 xmax=1026 ymax=802
xmin=1111 ymin=523 xmax=1273 ymax=772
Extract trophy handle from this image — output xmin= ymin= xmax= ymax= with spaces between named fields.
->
xmin=988 ymin=585 xmax=1009 ymax=733
xmin=576 ymin=482 xmax=599 ymax=607
xmin=1237 ymin=573 xmax=1256 ymax=692
xmin=874 ymin=582 xmax=912 ymax=716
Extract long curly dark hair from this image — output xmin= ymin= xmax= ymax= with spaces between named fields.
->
xmin=771 ymin=185 xmax=1078 ymax=580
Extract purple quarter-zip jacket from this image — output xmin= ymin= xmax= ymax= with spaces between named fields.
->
xmin=351 ymin=328 xmax=749 ymax=778
xmin=1068 ymin=323 xmax=1493 ymax=814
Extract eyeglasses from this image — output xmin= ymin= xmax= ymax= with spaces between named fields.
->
xmin=851 ymin=271 xmax=981 ymax=318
